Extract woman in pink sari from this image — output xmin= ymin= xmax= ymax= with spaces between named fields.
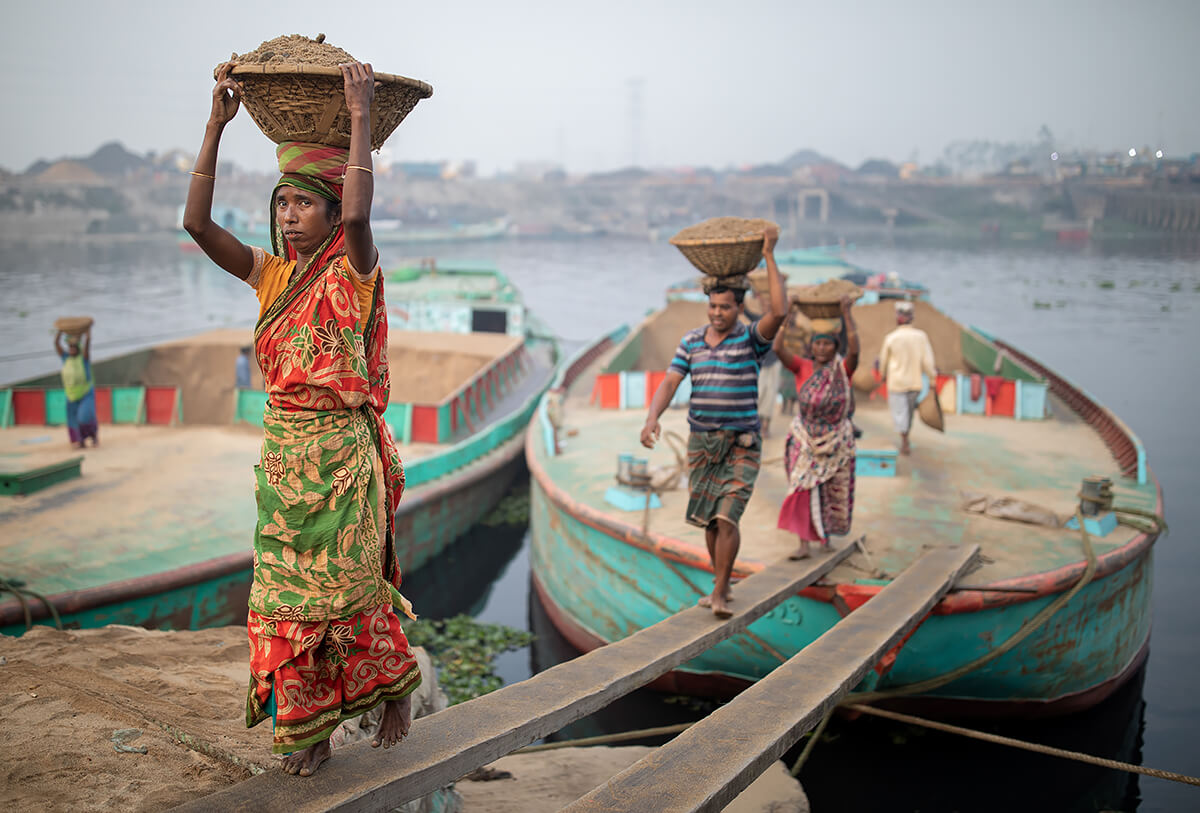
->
xmin=775 ymin=295 xmax=859 ymax=559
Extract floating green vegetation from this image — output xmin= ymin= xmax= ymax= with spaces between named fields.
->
xmin=1097 ymin=280 xmax=1116 ymax=290
xmin=1056 ymin=300 xmax=1067 ymax=308
xmin=1169 ymin=282 xmax=1182 ymax=292
xmin=1128 ymin=279 xmax=1142 ymax=288
xmin=1033 ymin=301 xmax=1052 ymax=310
xmin=1161 ymin=304 xmax=1170 ymax=312
xmin=481 ymin=487 xmax=530 ymax=527
xmin=405 ymin=614 xmax=535 ymax=705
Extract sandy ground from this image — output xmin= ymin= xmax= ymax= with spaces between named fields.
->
xmin=0 ymin=625 xmax=808 ymax=812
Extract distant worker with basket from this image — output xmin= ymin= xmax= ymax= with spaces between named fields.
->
xmin=641 ymin=219 xmax=788 ymax=619
xmin=53 ymin=318 xmax=98 ymax=449
xmin=879 ymin=300 xmax=937 ymax=455
xmin=184 ymin=40 xmax=432 ymax=777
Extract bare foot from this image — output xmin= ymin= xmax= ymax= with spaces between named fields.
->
xmin=372 ymin=695 xmax=412 ymax=749
xmin=788 ymin=547 xmax=812 ymax=560
xmin=281 ymin=739 xmax=331 ymax=777
xmin=709 ymin=592 xmax=733 ymax=619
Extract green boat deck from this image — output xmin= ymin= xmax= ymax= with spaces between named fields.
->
xmin=551 ymin=383 xmax=1157 ymax=586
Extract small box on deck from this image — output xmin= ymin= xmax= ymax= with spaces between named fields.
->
xmin=856 ymin=449 xmax=898 ymax=478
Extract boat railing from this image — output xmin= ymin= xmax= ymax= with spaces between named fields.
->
xmin=174 ymin=538 xmax=978 ymax=813
xmin=990 ymin=339 xmax=1148 ymax=485
xmin=539 ymin=324 xmax=630 ymax=458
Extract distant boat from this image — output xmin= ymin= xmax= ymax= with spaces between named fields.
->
xmin=0 ymin=262 xmax=558 ymax=636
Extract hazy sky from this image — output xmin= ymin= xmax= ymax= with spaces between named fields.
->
xmin=3 ymin=0 xmax=1198 ymax=175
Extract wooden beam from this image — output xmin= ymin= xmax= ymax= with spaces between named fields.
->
xmin=173 ymin=545 xmax=856 ymax=813
xmin=563 ymin=544 xmax=980 ymax=813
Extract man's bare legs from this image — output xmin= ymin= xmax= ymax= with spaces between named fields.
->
xmin=900 ymin=430 xmax=911 ymax=456
xmin=696 ymin=518 xmax=739 ymax=618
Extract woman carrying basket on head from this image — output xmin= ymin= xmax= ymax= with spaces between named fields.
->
xmin=772 ymin=295 xmax=859 ymax=560
xmin=54 ymin=325 xmax=98 ymax=449
xmin=183 ymin=61 xmax=420 ymax=777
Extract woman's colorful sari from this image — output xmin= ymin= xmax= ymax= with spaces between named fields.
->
xmin=59 ymin=353 xmax=97 ymax=446
xmin=777 ymin=355 xmax=856 ymax=543
xmin=245 ymin=155 xmax=420 ymax=753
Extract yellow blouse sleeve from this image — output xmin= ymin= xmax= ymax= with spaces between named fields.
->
xmin=247 ymin=247 xmax=296 ymax=322
xmin=344 ymin=256 xmax=381 ymax=330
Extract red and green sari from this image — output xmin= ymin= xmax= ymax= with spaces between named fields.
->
xmin=245 ymin=147 xmax=420 ymax=754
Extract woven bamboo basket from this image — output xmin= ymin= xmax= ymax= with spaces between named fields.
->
xmin=747 ymin=268 xmax=788 ymax=302
xmin=54 ymin=316 xmax=93 ymax=336
xmin=791 ymin=283 xmax=862 ymax=319
xmin=226 ymin=63 xmax=433 ymax=151
xmin=669 ymin=220 xmax=777 ymax=278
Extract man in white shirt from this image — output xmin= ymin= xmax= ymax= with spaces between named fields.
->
xmin=878 ymin=300 xmax=936 ymax=455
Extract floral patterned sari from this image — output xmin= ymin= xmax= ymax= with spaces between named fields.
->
xmin=778 ymin=355 xmax=856 ymax=542
xmin=244 ymin=228 xmax=420 ymax=753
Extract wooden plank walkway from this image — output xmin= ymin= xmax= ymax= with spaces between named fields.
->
xmin=563 ymin=544 xmax=981 ymax=813
xmin=173 ymin=544 xmax=856 ymax=813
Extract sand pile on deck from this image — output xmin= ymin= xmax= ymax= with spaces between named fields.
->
xmin=625 ymin=299 xmax=963 ymax=375
xmin=628 ymin=299 xmax=710 ymax=372
xmin=389 ymin=348 xmax=494 ymax=403
xmin=851 ymin=300 xmax=965 ymax=373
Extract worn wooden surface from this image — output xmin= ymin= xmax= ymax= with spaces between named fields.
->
xmin=172 ymin=545 xmax=855 ymax=812
xmin=562 ymin=544 xmax=980 ymax=813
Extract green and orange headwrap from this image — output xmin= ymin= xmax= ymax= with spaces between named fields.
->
xmin=270 ymin=141 xmax=349 ymax=262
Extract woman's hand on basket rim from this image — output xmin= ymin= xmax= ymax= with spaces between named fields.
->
xmin=762 ymin=224 xmax=779 ymax=255
xmin=341 ymin=61 xmax=376 ymax=118
xmin=210 ymin=62 xmax=242 ymax=127
xmin=839 ymin=294 xmax=856 ymax=313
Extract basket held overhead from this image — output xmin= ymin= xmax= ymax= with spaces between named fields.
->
xmin=224 ymin=63 xmax=433 ymax=151
xmin=54 ymin=316 xmax=93 ymax=336
xmin=669 ymin=217 xmax=778 ymax=278
xmin=791 ymin=280 xmax=863 ymax=319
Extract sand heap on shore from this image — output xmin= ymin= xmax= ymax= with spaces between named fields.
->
xmin=0 ymin=624 xmax=809 ymax=812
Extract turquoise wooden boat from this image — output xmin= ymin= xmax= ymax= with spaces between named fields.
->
xmin=525 ymin=288 xmax=1162 ymax=717
xmin=0 ymin=263 xmax=557 ymax=637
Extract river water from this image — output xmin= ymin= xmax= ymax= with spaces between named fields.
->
xmin=2 ymin=234 xmax=1197 ymax=811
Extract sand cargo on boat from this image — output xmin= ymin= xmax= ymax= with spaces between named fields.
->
xmin=0 ymin=264 xmax=557 ymax=636
xmin=525 ymin=257 xmax=1161 ymax=717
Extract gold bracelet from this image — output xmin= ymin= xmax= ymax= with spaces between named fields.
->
xmin=345 ymin=164 xmax=373 ymax=175
xmin=189 ymin=170 xmax=215 ymax=180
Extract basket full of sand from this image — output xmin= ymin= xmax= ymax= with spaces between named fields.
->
xmin=54 ymin=316 xmax=93 ymax=336
xmin=669 ymin=217 xmax=777 ymax=278
xmin=791 ymin=278 xmax=863 ymax=318
xmin=223 ymin=34 xmax=433 ymax=151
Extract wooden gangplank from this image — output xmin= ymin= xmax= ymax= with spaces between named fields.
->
xmin=174 ymin=545 xmax=856 ymax=813
xmin=562 ymin=544 xmax=980 ymax=813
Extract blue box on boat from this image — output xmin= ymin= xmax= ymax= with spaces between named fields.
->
xmin=856 ymin=449 xmax=898 ymax=477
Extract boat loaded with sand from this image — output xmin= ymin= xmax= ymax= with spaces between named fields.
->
xmin=526 ymin=251 xmax=1164 ymax=717
xmin=0 ymin=262 xmax=556 ymax=636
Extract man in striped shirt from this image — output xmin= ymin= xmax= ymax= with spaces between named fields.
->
xmin=640 ymin=226 xmax=788 ymax=618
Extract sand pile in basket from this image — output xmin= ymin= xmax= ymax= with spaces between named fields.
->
xmin=673 ymin=217 xmax=776 ymax=241
xmin=795 ymin=278 xmax=863 ymax=301
xmin=234 ymin=34 xmax=355 ymax=66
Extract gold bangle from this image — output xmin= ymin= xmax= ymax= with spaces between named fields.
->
xmin=189 ymin=170 xmax=215 ymax=180
xmin=345 ymin=165 xmax=373 ymax=175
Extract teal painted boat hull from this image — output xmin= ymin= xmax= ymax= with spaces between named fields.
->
xmin=529 ymin=474 xmax=1153 ymax=709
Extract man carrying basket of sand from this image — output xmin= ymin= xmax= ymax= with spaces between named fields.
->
xmin=183 ymin=52 xmax=424 ymax=777
xmin=641 ymin=223 xmax=788 ymax=619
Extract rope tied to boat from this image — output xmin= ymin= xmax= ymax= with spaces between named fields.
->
xmin=0 ymin=576 xmax=63 ymax=631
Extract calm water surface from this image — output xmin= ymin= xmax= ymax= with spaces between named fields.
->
xmin=2 ymin=235 xmax=1197 ymax=812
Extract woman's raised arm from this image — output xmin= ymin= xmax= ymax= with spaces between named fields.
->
xmin=340 ymin=62 xmax=378 ymax=277
xmin=182 ymin=63 xmax=254 ymax=280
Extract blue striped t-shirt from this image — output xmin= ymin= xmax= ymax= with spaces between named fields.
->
xmin=669 ymin=320 xmax=771 ymax=432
